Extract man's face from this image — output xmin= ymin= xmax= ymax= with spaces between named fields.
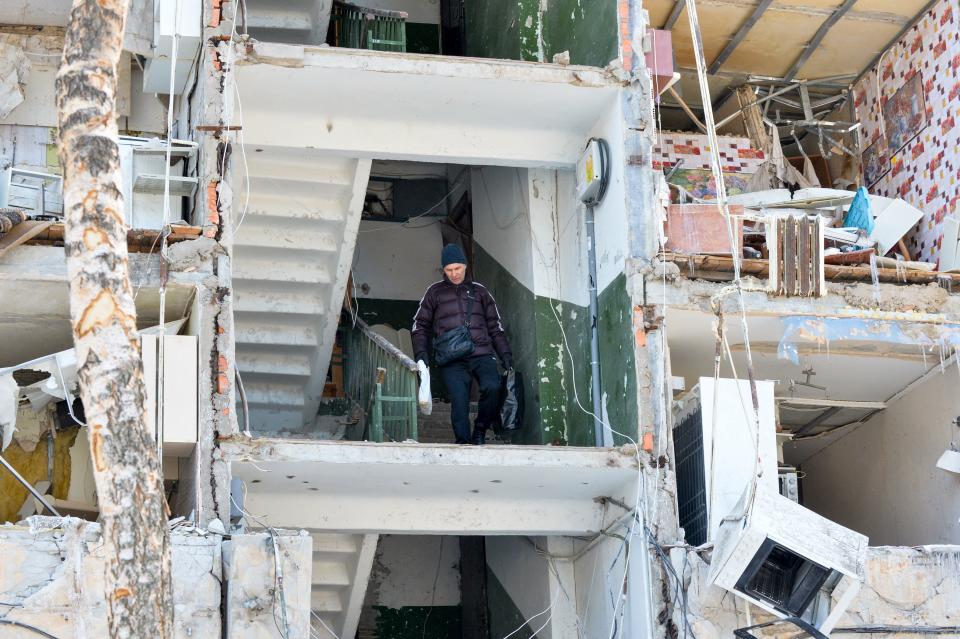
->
xmin=444 ymin=263 xmax=466 ymax=285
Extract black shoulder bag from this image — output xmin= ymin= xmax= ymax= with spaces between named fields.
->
xmin=432 ymin=285 xmax=476 ymax=366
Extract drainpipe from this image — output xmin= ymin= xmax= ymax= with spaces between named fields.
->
xmin=586 ymin=204 xmax=606 ymax=447
xmin=582 ymin=138 xmax=612 ymax=448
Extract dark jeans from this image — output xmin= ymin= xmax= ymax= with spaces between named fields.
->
xmin=440 ymin=355 xmax=500 ymax=444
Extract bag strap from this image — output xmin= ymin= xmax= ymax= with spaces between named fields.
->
xmin=463 ymin=284 xmax=476 ymax=328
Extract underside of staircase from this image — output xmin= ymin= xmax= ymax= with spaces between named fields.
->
xmin=310 ymin=532 xmax=379 ymax=639
xmin=233 ymin=148 xmax=371 ymax=434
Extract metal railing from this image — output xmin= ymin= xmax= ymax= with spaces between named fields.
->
xmin=329 ymin=0 xmax=408 ymax=52
xmin=344 ymin=318 xmax=418 ymax=442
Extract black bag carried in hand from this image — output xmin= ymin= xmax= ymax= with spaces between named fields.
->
xmin=498 ymin=368 xmax=524 ymax=431
xmin=432 ymin=285 xmax=476 ymax=366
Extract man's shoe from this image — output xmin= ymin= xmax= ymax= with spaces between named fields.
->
xmin=471 ymin=430 xmax=486 ymax=445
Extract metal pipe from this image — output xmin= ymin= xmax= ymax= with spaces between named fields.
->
xmin=586 ymin=204 xmax=606 ymax=447
xmin=0 ymin=453 xmax=62 ymax=517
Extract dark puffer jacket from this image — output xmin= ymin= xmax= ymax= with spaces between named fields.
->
xmin=411 ymin=278 xmax=512 ymax=365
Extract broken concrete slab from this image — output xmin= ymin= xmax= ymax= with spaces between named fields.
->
xmin=0 ymin=517 xmax=221 ymax=638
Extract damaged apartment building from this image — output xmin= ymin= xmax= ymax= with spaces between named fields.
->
xmin=1 ymin=0 xmax=960 ymax=637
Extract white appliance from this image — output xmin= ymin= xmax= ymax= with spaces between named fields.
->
xmin=709 ymin=485 xmax=867 ymax=634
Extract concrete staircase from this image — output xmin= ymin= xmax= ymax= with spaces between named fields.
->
xmin=244 ymin=0 xmax=333 ymax=46
xmin=233 ymin=149 xmax=371 ymax=434
xmin=309 ymin=532 xmax=379 ymax=639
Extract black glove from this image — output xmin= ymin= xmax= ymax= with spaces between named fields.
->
xmin=415 ymin=353 xmax=429 ymax=366
xmin=501 ymin=355 xmax=514 ymax=371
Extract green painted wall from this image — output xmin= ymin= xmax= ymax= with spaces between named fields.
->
xmin=406 ymin=23 xmax=441 ymax=54
xmin=486 ymin=566 xmax=535 ymax=639
xmin=372 ymin=605 xmax=461 ymax=638
xmin=543 ymin=0 xmax=619 ymax=67
xmin=597 ymin=273 xmax=639 ymax=445
xmin=473 ymin=244 xmax=593 ymax=446
xmin=465 ymin=0 xmax=618 ymax=67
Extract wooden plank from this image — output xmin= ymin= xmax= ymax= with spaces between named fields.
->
xmin=660 ymin=253 xmax=960 ymax=284
xmin=0 ymin=220 xmax=54 ymax=258
xmin=709 ymin=0 xmax=776 ymax=75
xmin=776 ymin=397 xmax=886 ymax=410
xmin=799 ymin=217 xmax=811 ymax=297
xmin=784 ymin=0 xmax=859 ymax=81
xmin=783 ymin=217 xmax=797 ymax=296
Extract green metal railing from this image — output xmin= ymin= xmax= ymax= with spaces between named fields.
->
xmin=344 ymin=318 xmax=419 ymax=442
xmin=329 ymin=1 xmax=408 ymax=52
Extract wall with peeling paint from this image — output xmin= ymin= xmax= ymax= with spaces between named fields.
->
xmin=464 ymin=0 xmax=618 ymax=67
xmin=800 ymin=366 xmax=960 ymax=546
xmin=358 ymin=535 xmax=462 ymax=638
xmin=471 ymin=166 xmax=595 ymax=444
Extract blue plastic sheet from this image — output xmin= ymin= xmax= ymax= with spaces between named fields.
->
xmin=842 ymin=186 xmax=875 ymax=235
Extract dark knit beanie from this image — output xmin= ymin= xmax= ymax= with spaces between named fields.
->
xmin=441 ymin=244 xmax=467 ymax=267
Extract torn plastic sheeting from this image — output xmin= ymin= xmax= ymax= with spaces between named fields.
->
xmin=777 ymin=316 xmax=960 ymax=364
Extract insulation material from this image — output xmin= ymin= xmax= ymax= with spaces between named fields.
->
xmin=0 ymin=41 xmax=29 ymax=119
xmin=777 ymin=316 xmax=960 ymax=365
xmin=0 ymin=418 xmax=78 ymax=523
xmin=853 ymin=0 xmax=960 ymax=264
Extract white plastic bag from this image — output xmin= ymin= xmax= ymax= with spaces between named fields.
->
xmin=417 ymin=360 xmax=432 ymax=416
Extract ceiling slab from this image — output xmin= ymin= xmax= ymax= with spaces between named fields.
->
xmin=650 ymin=0 xmax=933 ymax=116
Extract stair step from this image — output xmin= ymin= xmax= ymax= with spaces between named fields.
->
xmin=242 ymin=380 xmax=307 ymax=407
xmin=235 ymin=219 xmax=339 ymax=252
xmin=233 ymin=247 xmax=333 ymax=284
xmin=244 ymin=146 xmax=357 ymax=185
xmin=311 ymin=533 xmax=359 ymax=554
xmin=311 ymin=588 xmax=344 ymax=613
xmin=234 ymin=312 xmax=319 ymax=347
xmin=312 ymin=560 xmax=351 ymax=586
xmin=247 ymin=175 xmax=353 ymax=201
xmin=236 ymin=345 xmax=313 ymax=377
xmin=312 ymin=616 xmax=342 ymax=639
xmin=244 ymin=191 xmax=347 ymax=221
xmin=245 ymin=405 xmax=305 ymax=432
xmin=234 ymin=280 xmax=326 ymax=315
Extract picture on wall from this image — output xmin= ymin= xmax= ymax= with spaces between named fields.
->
xmin=883 ymin=73 xmax=928 ymax=155
xmin=861 ymin=137 xmax=889 ymax=187
xmin=668 ymin=169 xmax=751 ymax=201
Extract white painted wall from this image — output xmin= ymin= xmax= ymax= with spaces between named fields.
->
xmin=529 ymin=168 xmax=590 ymax=307
xmin=352 ymin=220 xmax=444 ymax=301
xmin=472 ymin=166 xmax=589 ymax=306
xmin=800 ymin=368 xmax=960 ymax=545
xmin=574 ymin=532 xmax=652 ymax=639
xmin=587 ymin=99 xmax=628 ymax=292
xmin=486 ymin=536 xmax=556 ymax=637
xmin=367 ymin=535 xmax=461 ymax=608
xmin=472 ymin=165 xmax=535 ymax=289
xmin=360 ymin=0 xmax=440 ymax=24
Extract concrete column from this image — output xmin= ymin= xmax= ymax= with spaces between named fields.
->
xmin=181 ymin=0 xmax=240 ymax=525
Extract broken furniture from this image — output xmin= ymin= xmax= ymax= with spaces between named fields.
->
xmin=709 ymin=485 xmax=868 ymax=636
xmin=664 ymin=204 xmax=744 ymax=255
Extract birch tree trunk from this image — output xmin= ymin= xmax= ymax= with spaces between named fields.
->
xmin=56 ymin=1 xmax=173 ymax=637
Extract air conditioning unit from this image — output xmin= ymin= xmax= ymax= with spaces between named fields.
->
xmin=709 ymin=485 xmax=867 ymax=635
xmin=673 ymin=377 xmax=778 ymax=545
xmin=141 ymin=334 xmax=199 ymax=455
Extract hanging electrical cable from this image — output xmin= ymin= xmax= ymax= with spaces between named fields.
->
xmin=683 ymin=0 xmax=765 ymax=526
